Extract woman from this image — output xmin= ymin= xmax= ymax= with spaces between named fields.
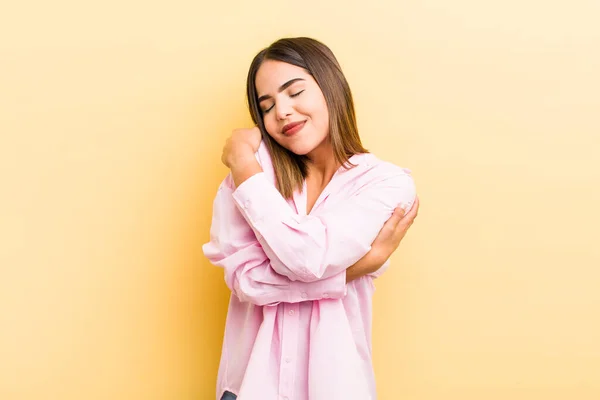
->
xmin=203 ymin=37 xmax=418 ymax=400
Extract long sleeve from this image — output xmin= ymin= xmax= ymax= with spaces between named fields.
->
xmin=231 ymin=166 xmax=416 ymax=282
xmin=202 ymin=175 xmax=347 ymax=306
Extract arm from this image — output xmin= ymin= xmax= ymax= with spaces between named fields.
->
xmin=203 ymin=175 xmax=378 ymax=306
xmin=367 ymin=196 xmax=420 ymax=279
xmin=230 ymin=163 xmax=416 ymax=283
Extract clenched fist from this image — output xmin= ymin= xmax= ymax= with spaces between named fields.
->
xmin=221 ymin=126 xmax=262 ymax=168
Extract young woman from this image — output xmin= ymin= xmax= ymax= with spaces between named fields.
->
xmin=203 ymin=37 xmax=419 ymax=400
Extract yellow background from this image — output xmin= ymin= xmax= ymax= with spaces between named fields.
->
xmin=1 ymin=0 xmax=599 ymax=399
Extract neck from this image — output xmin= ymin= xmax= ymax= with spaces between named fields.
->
xmin=306 ymin=140 xmax=340 ymax=183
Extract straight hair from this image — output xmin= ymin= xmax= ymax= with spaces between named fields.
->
xmin=246 ymin=37 xmax=368 ymax=199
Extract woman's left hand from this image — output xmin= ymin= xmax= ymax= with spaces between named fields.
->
xmin=221 ymin=126 xmax=262 ymax=168
xmin=369 ymin=196 xmax=420 ymax=265
xmin=345 ymin=196 xmax=420 ymax=282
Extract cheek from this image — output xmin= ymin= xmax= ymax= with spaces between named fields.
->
xmin=266 ymin=120 xmax=276 ymax=133
xmin=309 ymin=99 xmax=329 ymax=132
xmin=263 ymin=116 xmax=281 ymax=140
xmin=319 ymin=107 xmax=329 ymax=128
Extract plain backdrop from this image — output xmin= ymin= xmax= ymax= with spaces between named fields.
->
xmin=1 ymin=0 xmax=599 ymax=399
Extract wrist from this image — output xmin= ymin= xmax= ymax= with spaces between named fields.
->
xmin=346 ymin=250 xmax=385 ymax=283
xmin=367 ymin=248 xmax=388 ymax=271
xmin=228 ymin=147 xmax=256 ymax=170
xmin=230 ymin=156 xmax=262 ymax=188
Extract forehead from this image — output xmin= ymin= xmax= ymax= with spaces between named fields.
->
xmin=255 ymin=60 xmax=312 ymax=92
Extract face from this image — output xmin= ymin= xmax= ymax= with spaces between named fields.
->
xmin=255 ymin=60 xmax=330 ymax=156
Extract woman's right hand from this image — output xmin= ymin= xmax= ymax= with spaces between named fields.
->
xmin=221 ymin=126 xmax=262 ymax=168
xmin=345 ymin=196 xmax=420 ymax=282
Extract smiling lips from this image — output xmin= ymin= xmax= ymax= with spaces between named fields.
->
xmin=282 ymin=120 xmax=306 ymax=135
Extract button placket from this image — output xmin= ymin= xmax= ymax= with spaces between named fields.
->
xmin=279 ymin=303 xmax=299 ymax=399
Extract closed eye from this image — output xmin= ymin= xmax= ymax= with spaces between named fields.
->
xmin=263 ymin=90 xmax=305 ymax=114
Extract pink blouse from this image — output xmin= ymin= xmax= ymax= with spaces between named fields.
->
xmin=203 ymin=141 xmax=416 ymax=400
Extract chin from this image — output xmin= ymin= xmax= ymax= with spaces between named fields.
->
xmin=284 ymin=141 xmax=318 ymax=156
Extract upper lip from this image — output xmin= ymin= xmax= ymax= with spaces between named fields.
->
xmin=282 ymin=120 xmax=306 ymax=134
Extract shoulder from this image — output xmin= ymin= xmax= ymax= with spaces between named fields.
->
xmin=255 ymin=140 xmax=271 ymax=166
xmin=345 ymin=153 xmax=416 ymax=208
xmin=255 ymin=140 xmax=276 ymax=184
xmin=348 ymin=152 xmax=414 ymax=183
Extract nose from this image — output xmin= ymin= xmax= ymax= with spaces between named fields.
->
xmin=275 ymin=98 xmax=293 ymax=120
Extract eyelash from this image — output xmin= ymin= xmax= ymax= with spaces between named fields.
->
xmin=263 ymin=90 xmax=304 ymax=114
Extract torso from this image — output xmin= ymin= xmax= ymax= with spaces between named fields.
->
xmin=304 ymin=164 xmax=340 ymax=214
xmin=305 ymin=177 xmax=325 ymax=214
xmin=214 ymin=142 xmax=414 ymax=399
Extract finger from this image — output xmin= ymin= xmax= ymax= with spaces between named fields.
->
xmin=397 ymin=196 xmax=419 ymax=227
xmin=380 ymin=208 xmax=403 ymax=233
xmin=406 ymin=196 xmax=419 ymax=218
xmin=387 ymin=207 xmax=405 ymax=229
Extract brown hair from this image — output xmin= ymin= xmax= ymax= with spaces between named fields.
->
xmin=246 ymin=37 xmax=368 ymax=199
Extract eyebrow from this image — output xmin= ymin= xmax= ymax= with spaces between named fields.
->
xmin=257 ymin=78 xmax=305 ymax=103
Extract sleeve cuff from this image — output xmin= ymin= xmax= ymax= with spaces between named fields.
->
xmin=290 ymin=270 xmax=348 ymax=301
